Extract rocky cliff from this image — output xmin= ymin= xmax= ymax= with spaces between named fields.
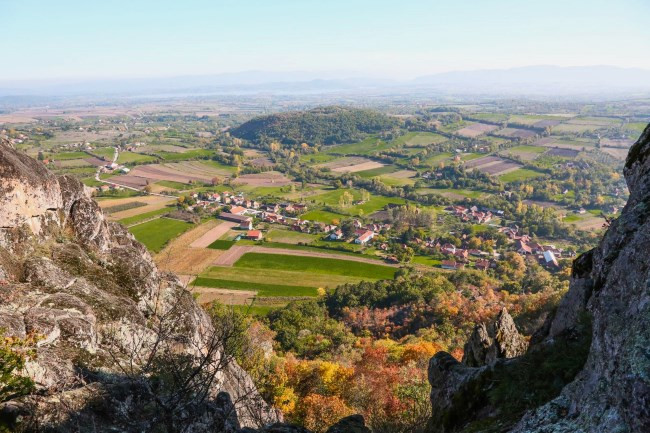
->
xmin=428 ymin=124 xmax=650 ymax=433
xmin=0 ymin=138 xmax=278 ymax=431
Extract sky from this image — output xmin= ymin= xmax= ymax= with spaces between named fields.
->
xmin=2 ymin=0 xmax=650 ymax=82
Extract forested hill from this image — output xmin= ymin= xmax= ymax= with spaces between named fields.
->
xmin=230 ymin=106 xmax=397 ymax=145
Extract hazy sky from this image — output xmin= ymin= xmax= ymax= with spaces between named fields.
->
xmin=2 ymin=0 xmax=650 ymax=81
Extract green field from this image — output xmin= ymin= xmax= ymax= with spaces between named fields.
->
xmin=208 ymin=240 xmax=236 ymax=250
xmin=92 ymin=148 xmax=115 ymax=159
xmin=192 ymin=277 xmax=318 ymax=297
xmin=391 ymin=131 xmax=447 ymax=147
xmin=507 ymin=145 xmax=548 ymax=154
xmin=50 ymin=151 xmax=89 ymax=160
xmin=158 ymin=149 xmax=215 ymax=161
xmin=267 ymin=229 xmax=317 ymax=244
xmin=310 ymin=189 xmax=406 ymax=215
xmin=416 ymin=187 xmax=484 ymax=199
xmin=128 ymin=218 xmax=194 ymax=252
xmin=325 ymin=137 xmax=393 ymax=155
xmin=156 ymin=180 xmax=192 ymax=190
xmin=356 ymin=165 xmax=399 ymax=178
xmin=118 ymin=207 xmax=172 ymax=226
xmin=298 ymin=210 xmax=347 ymax=224
xmin=234 ymin=252 xmax=397 ymax=280
xmin=202 ymin=266 xmax=374 ymax=288
xmin=498 ymin=168 xmax=546 ymax=183
xmin=563 ymin=214 xmax=581 ymax=222
xmin=117 ymin=152 xmax=157 ymax=164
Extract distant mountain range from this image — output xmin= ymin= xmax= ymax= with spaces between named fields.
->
xmin=1 ymin=66 xmax=650 ymax=97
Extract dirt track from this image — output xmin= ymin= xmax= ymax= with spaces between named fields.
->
xmin=212 ymin=245 xmax=398 ymax=267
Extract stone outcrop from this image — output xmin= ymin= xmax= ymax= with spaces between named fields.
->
xmin=0 ymin=138 xmax=276 ymax=431
xmin=0 ymin=138 xmax=374 ymax=433
xmin=428 ymin=124 xmax=650 ymax=433
xmin=462 ymin=308 xmax=528 ymax=367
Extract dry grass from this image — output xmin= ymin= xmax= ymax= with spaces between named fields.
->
xmin=155 ymin=220 xmax=224 ymax=275
xmin=103 ymin=196 xmax=175 ymax=220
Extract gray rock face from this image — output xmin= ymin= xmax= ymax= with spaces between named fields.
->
xmin=0 ymin=139 xmax=276 ymax=431
xmin=428 ymin=124 xmax=650 ymax=433
xmin=510 ymin=126 xmax=650 ymax=432
xmin=462 ymin=308 xmax=528 ymax=367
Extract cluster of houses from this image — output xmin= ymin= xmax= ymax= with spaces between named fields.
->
xmin=436 ymin=242 xmax=493 ymax=271
xmin=499 ymin=226 xmax=568 ymax=268
xmin=190 ymin=190 xmax=388 ymax=246
xmin=446 ymin=205 xmax=502 ymax=224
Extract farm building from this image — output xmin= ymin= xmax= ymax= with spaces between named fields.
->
xmin=354 ymin=230 xmax=374 ymax=245
xmin=244 ymin=230 xmax=263 ymax=241
xmin=441 ymin=260 xmax=464 ymax=270
xmin=220 ymin=212 xmax=252 ymax=230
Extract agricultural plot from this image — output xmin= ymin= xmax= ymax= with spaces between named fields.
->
xmin=498 ymin=168 xmax=545 ymax=183
xmin=189 ymin=220 xmax=239 ymax=248
xmin=507 ymin=115 xmax=561 ymax=127
xmin=503 ymin=145 xmax=547 ymax=161
xmin=154 ymin=220 xmax=226 ymax=277
xmin=496 ymin=128 xmax=537 ymax=139
xmin=232 ymin=171 xmax=294 ymax=187
xmin=300 ymin=209 xmax=347 ymax=224
xmin=356 ymin=165 xmax=399 ymax=178
xmin=552 ymin=117 xmax=620 ymax=134
xmin=416 ymin=188 xmax=484 ymax=200
xmin=129 ymin=217 xmax=195 ymax=253
xmin=455 ymin=123 xmax=499 ymax=138
xmin=545 ymin=147 xmax=580 ymax=158
xmin=317 ymin=156 xmax=385 ymax=173
xmin=267 ymin=228 xmax=317 ymax=244
xmin=310 ymin=189 xmax=406 ymax=216
xmin=465 ymin=155 xmax=523 ymax=176
xmin=325 ymin=137 xmax=393 ymax=155
xmin=391 ymin=131 xmax=447 ymax=147
xmin=110 ymin=161 xmax=234 ymax=189
xmin=100 ymin=195 xmax=175 ymax=220
xmin=234 ymin=252 xmax=397 ymax=280
xmin=117 ymin=151 xmax=157 ymax=164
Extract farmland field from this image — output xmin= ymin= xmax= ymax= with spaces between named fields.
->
xmin=233 ymin=252 xmax=397 ymax=279
xmin=192 ymin=277 xmax=318 ymax=297
xmin=455 ymin=122 xmax=498 ymax=138
xmin=392 ymin=131 xmax=447 ymax=147
xmin=129 ymin=218 xmax=195 ymax=252
xmin=317 ymin=156 xmax=385 ymax=173
xmin=498 ymin=168 xmax=545 ymax=183
xmin=300 ymin=209 xmax=347 ymax=223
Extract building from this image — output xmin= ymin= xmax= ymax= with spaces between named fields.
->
xmin=219 ymin=212 xmax=252 ymax=227
xmin=543 ymin=250 xmax=559 ymax=268
xmin=230 ymin=206 xmax=246 ymax=215
xmin=328 ymin=230 xmax=344 ymax=240
xmin=244 ymin=230 xmax=263 ymax=241
xmin=475 ymin=259 xmax=490 ymax=271
xmin=441 ymin=260 xmax=464 ymax=270
xmin=354 ymin=230 xmax=374 ymax=245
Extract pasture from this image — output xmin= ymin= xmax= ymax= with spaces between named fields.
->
xmin=128 ymin=218 xmax=195 ymax=253
xmin=498 ymin=168 xmax=545 ymax=183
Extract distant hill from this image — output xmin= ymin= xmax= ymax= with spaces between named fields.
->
xmin=231 ymin=106 xmax=397 ymax=146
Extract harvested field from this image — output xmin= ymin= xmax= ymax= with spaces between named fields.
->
xmin=455 ymin=123 xmax=498 ymax=138
xmin=464 ymin=155 xmax=502 ymax=169
xmin=191 ymin=288 xmax=256 ymax=306
xmin=533 ymin=119 xmax=561 ymax=128
xmin=533 ymin=137 xmax=556 ymax=146
xmin=107 ymin=197 xmax=175 ymax=221
xmin=546 ymin=147 xmax=579 ymax=158
xmin=232 ymin=171 xmax=293 ymax=187
xmin=318 ymin=156 xmax=385 ymax=173
xmin=333 ymin=160 xmax=385 ymax=173
xmin=497 ymin=128 xmax=537 ymax=139
xmin=189 ymin=221 xmax=239 ymax=248
xmin=111 ymin=161 xmax=232 ymax=188
xmin=388 ymin=169 xmax=417 ymax=179
xmin=155 ymin=219 xmax=225 ymax=275
xmin=250 ymin=157 xmax=274 ymax=167
xmin=479 ymin=160 xmax=522 ymax=175
xmin=84 ymin=157 xmax=108 ymax=167
xmin=601 ymin=147 xmax=629 ymax=160
xmin=601 ymin=138 xmax=634 ymax=148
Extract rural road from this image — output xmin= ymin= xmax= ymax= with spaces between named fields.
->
xmin=212 ymin=244 xmax=399 ymax=267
